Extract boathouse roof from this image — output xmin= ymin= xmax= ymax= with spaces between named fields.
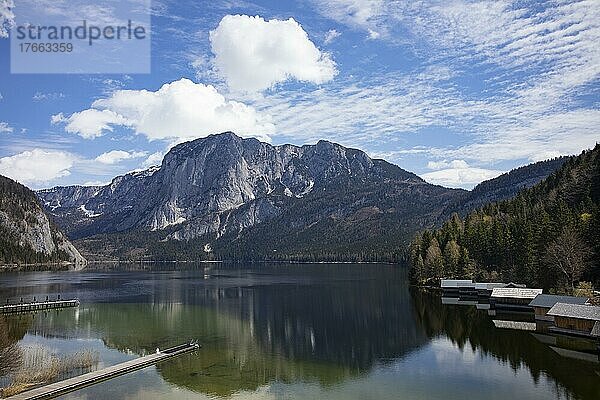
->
xmin=491 ymin=288 xmax=543 ymax=299
xmin=441 ymin=279 xmax=473 ymax=288
xmin=547 ymin=303 xmax=600 ymax=321
xmin=529 ymin=294 xmax=589 ymax=308
xmin=474 ymin=282 xmax=507 ymax=290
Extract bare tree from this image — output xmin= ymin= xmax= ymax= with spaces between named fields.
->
xmin=545 ymin=227 xmax=591 ymax=291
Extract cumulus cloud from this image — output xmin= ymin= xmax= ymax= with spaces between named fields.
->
xmin=95 ymin=150 xmax=147 ymax=165
xmin=142 ymin=151 xmax=164 ymax=168
xmin=52 ymin=110 xmax=130 ymax=139
xmin=426 ymin=159 xmax=470 ymax=170
xmin=209 ymin=15 xmax=337 ymax=92
xmin=421 ymin=160 xmax=503 ymax=189
xmin=0 ymin=122 xmax=13 ymax=133
xmin=0 ymin=149 xmax=75 ymax=186
xmin=0 ymin=0 xmax=14 ymax=38
xmin=54 ymin=78 xmax=275 ymax=142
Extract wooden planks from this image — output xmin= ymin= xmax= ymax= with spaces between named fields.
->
xmin=5 ymin=342 xmax=200 ymax=400
xmin=0 ymin=299 xmax=79 ymax=314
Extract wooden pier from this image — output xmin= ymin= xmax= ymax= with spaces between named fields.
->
xmin=0 ymin=299 xmax=80 ymax=314
xmin=5 ymin=342 xmax=200 ymax=400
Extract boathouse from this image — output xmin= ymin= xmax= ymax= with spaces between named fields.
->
xmin=528 ymin=294 xmax=589 ymax=321
xmin=441 ymin=279 xmax=474 ymax=295
xmin=490 ymin=287 xmax=543 ymax=310
xmin=441 ymin=280 xmax=526 ymax=297
xmin=547 ymin=303 xmax=600 ymax=338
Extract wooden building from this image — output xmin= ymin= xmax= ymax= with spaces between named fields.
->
xmin=528 ymin=294 xmax=589 ymax=321
xmin=547 ymin=303 xmax=600 ymax=338
xmin=490 ymin=288 xmax=543 ymax=310
xmin=441 ymin=280 xmax=474 ymax=295
xmin=441 ymin=280 xmax=526 ymax=297
xmin=474 ymin=282 xmax=518 ymax=297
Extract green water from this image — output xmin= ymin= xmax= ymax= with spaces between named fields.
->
xmin=0 ymin=263 xmax=598 ymax=399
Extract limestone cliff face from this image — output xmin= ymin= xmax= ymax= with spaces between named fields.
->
xmin=0 ymin=175 xmax=85 ymax=265
xmin=36 ymin=132 xmax=566 ymax=260
xmin=39 ymin=132 xmax=434 ymax=243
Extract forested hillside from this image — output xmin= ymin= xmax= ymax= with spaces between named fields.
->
xmin=409 ymin=145 xmax=600 ymax=291
xmin=0 ymin=175 xmax=85 ymax=266
xmin=444 ymin=156 xmax=569 ymax=216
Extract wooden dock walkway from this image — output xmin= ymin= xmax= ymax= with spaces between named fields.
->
xmin=6 ymin=342 xmax=200 ymax=400
xmin=0 ymin=299 xmax=80 ymax=314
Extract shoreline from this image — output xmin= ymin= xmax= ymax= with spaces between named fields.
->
xmin=1 ymin=259 xmax=403 ymax=272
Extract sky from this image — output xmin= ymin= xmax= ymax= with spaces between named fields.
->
xmin=0 ymin=0 xmax=599 ymax=190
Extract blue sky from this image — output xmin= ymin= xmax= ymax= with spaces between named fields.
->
xmin=0 ymin=0 xmax=599 ymax=189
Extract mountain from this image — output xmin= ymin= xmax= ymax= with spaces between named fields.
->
xmin=37 ymin=132 xmax=568 ymax=262
xmin=38 ymin=133 xmax=464 ymax=260
xmin=446 ymin=156 xmax=569 ymax=215
xmin=0 ymin=175 xmax=86 ymax=266
xmin=409 ymin=144 xmax=600 ymax=291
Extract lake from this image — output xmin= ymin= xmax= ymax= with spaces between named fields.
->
xmin=0 ymin=263 xmax=599 ymax=399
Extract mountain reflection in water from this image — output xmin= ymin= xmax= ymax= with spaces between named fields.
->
xmin=0 ymin=264 xmax=598 ymax=399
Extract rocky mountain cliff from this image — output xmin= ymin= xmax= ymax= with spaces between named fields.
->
xmin=0 ymin=175 xmax=86 ymax=266
xmin=37 ymin=132 xmax=567 ymax=261
xmin=38 ymin=133 xmax=461 ymax=259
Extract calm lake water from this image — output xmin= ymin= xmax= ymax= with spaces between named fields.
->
xmin=0 ymin=263 xmax=599 ymax=399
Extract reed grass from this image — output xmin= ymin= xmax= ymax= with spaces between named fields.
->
xmin=0 ymin=345 xmax=99 ymax=398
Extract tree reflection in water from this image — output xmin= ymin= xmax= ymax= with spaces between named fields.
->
xmin=411 ymin=288 xmax=600 ymax=400
xmin=0 ymin=265 xmax=599 ymax=399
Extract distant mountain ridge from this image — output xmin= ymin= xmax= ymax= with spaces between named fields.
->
xmin=0 ymin=175 xmax=85 ymax=266
xmin=451 ymin=156 xmax=570 ymax=213
xmin=443 ymin=157 xmax=569 ymax=217
xmin=37 ymin=132 xmax=570 ymax=261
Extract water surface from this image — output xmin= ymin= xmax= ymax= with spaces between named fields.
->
xmin=0 ymin=263 xmax=598 ymax=399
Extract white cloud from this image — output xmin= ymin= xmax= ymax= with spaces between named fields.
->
xmin=314 ymin=0 xmax=385 ymax=38
xmin=0 ymin=0 xmax=14 ymax=38
xmin=421 ymin=160 xmax=503 ymax=189
xmin=367 ymin=29 xmax=380 ymax=40
xmin=255 ymin=69 xmax=471 ymax=145
xmin=209 ymin=15 xmax=337 ymax=92
xmin=324 ymin=29 xmax=341 ymax=44
xmin=142 ymin=151 xmax=164 ymax=168
xmin=257 ymin=0 xmax=600 ymax=168
xmin=55 ymin=79 xmax=274 ymax=142
xmin=52 ymin=109 xmax=131 ymax=139
xmin=0 ymin=122 xmax=13 ymax=133
xmin=0 ymin=149 xmax=75 ymax=186
xmin=434 ymin=109 xmax=600 ymax=163
xmin=33 ymin=92 xmax=65 ymax=101
xmin=95 ymin=150 xmax=147 ymax=165
xmin=427 ymin=159 xmax=470 ymax=170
